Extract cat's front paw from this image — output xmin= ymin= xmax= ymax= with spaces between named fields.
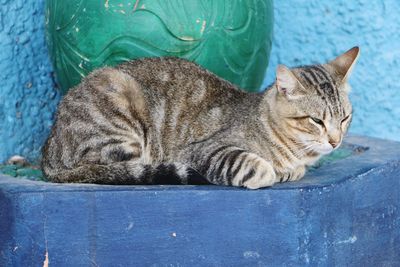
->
xmin=232 ymin=153 xmax=277 ymax=189
xmin=279 ymin=166 xmax=306 ymax=183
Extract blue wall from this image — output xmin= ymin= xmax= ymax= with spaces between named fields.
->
xmin=0 ymin=0 xmax=61 ymax=163
xmin=262 ymin=0 xmax=400 ymax=141
xmin=0 ymin=0 xmax=399 ymax=163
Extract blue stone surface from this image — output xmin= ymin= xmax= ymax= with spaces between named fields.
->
xmin=1 ymin=136 xmax=399 ymax=266
xmin=0 ymin=0 xmax=399 ymax=163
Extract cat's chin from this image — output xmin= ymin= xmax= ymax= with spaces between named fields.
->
xmin=314 ymin=146 xmax=334 ymax=155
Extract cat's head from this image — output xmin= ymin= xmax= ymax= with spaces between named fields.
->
xmin=272 ymin=47 xmax=359 ymax=155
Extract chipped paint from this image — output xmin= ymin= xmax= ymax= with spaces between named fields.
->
xmin=43 ymin=252 xmax=49 ymax=267
xmin=200 ymin=20 xmax=207 ymax=34
xmin=179 ymin=36 xmax=195 ymax=41
xmin=243 ymin=251 xmax=260 ymax=259
xmin=126 ymin=222 xmax=134 ymax=231
xmin=133 ymin=0 xmax=140 ymax=11
xmin=336 ymin=236 xmax=357 ymax=244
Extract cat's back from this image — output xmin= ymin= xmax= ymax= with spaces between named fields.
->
xmin=117 ymin=57 xmax=242 ymax=101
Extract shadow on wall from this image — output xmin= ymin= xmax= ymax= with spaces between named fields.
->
xmin=262 ymin=0 xmax=400 ymax=142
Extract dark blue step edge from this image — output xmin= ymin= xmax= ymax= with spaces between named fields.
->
xmin=0 ymin=135 xmax=399 ymax=266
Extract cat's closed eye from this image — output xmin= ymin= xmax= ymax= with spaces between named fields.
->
xmin=341 ymin=114 xmax=351 ymax=123
xmin=310 ymin=117 xmax=324 ymax=126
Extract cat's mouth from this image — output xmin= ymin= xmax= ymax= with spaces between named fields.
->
xmin=303 ymin=141 xmax=335 ymax=155
xmin=315 ymin=143 xmax=337 ymax=155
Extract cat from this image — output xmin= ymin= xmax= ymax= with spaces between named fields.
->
xmin=42 ymin=47 xmax=359 ymax=189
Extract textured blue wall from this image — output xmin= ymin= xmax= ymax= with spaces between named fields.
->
xmin=262 ymin=0 xmax=400 ymax=141
xmin=0 ymin=0 xmax=61 ymax=163
xmin=0 ymin=0 xmax=399 ymax=163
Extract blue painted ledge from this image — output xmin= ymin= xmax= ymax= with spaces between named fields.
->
xmin=0 ymin=136 xmax=399 ymax=266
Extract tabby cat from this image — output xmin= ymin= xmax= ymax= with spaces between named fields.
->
xmin=42 ymin=47 xmax=359 ymax=189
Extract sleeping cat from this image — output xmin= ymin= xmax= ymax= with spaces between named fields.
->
xmin=42 ymin=47 xmax=359 ymax=189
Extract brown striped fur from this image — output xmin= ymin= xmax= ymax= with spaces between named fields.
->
xmin=42 ymin=47 xmax=359 ymax=189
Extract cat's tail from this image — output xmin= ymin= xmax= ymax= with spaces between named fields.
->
xmin=43 ymin=161 xmax=211 ymax=185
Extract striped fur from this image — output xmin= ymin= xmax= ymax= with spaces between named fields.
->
xmin=42 ymin=47 xmax=359 ymax=189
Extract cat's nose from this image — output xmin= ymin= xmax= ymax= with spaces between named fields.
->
xmin=329 ymin=141 xmax=338 ymax=148
xmin=328 ymin=137 xmax=341 ymax=148
xmin=328 ymin=132 xmax=341 ymax=149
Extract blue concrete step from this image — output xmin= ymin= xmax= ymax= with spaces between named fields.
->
xmin=0 ymin=135 xmax=399 ymax=266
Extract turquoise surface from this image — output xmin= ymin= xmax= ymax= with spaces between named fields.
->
xmin=46 ymin=0 xmax=273 ymax=93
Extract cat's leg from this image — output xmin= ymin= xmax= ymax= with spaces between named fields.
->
xmin=233 ymin=152 xmax=277 ymax=189
xmin=193 ymin=146 xmax=278 ymax=189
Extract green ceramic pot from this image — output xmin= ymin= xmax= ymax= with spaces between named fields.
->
xmin=46 ymin=0 xmax=273 ymax=93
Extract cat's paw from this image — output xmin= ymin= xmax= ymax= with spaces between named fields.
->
xmin=279 ymin=166 xmax=306 ymax=183
xmin=232 ymin=153 xmax=277 ymax=189
xmin=289 ymin=166 xmax=306 ymax=181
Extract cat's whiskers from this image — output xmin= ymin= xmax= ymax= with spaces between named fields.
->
xmin=300 ymin=144 xmax=316 ymax=154
xmin=292 ymin=140 xmax=320 ymax=156
xmin=288 ymin=140 xmax=315 ymax=158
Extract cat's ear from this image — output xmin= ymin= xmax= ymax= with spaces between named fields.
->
xmin=328 ymin=46 xmax=360 ymax=81
xmin=276 ymin=65 xmax=304 ymax=99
